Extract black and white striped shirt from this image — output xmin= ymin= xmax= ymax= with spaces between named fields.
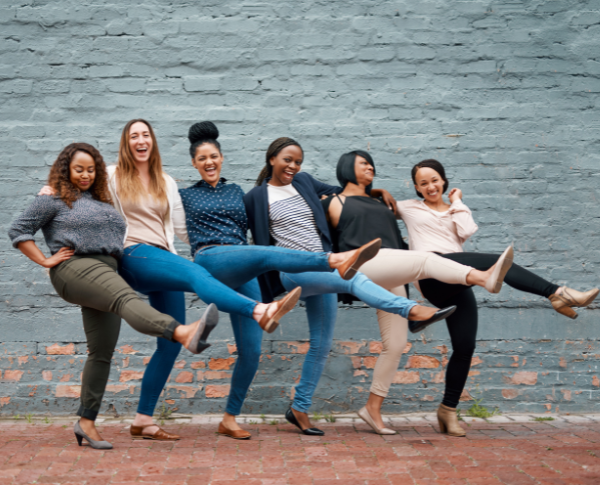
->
xmin=267 ymin=184 xmax=324 ymax=253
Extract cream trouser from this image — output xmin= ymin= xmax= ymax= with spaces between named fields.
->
xmin=358 ymin=249 xmax=472 ymax=397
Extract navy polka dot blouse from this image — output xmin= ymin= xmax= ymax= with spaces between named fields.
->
xmin=179 ymin=178 xmax=248 ymax=256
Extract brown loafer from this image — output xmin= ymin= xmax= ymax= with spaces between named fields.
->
xmin=218 ymin=421 xmax=251 ymax=440
xmin=335 ymin=238 xmax=382 ymax=280
xmin=130 ymin=425 xmax=180 ymax=441
xmin=258 ymin=286 xmax=302 ymax=333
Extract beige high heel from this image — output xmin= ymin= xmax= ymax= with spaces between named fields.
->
xmin=437 ymin=404 xmax=466 ymax=437
xmin=548 ymin=287 xmax=599 ymax=320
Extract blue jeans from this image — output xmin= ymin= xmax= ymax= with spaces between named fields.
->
xmin=194 ymin=244 xmax=332 ymax=415
xmin=225 ymin=279 xmax=263 ymax=416
xmin=280 ymin=271 xmax=418 ymax=413
xmin=193 ymin=245 xmax=331 ymax=288
xmin=280 ymin=271 xmax=417 ymax=319
xmin=119 ymin=244 xmax=257 ymax=319
xmin=119 ymin=244 xmax=256 ymax=417
xmin=136 ymin=291 xmax=185 ymax=417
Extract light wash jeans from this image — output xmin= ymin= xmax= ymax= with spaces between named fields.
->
xmin=193 ymin=244 xmax=333 ymax=415
xmin=280 ymin=270 xmax=418 ymax=413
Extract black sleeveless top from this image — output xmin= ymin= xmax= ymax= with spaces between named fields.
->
xmin=322 ymin=195 xmax=409 ymax=252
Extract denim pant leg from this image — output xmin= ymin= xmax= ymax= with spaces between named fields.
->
xmin=194 ymin=245 xmax=331 ymax=289
xmin=224 ymin=279 xmax=264 ymax=416
xmin=280 ymin=270 xmax=417 ymax=319
xmin=136 ymin=291 xmax=186 ymax=417
xmin=289 ymin=293 xmax=338 ymax=413
xmin=119 ymin=244 xmax=257 ymax=319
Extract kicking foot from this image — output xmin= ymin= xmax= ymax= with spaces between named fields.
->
xmin=549 ymin=287 xmax=599 ymax=319
xmin=332 ymin=238 xmax=382 ymax=280
xmin=178 ymin=304 xmax=219 ymax=354
xmin=483 ymin=245 xmax=514 ymax=294
xmin=408 ymin=305 xmax=457 ymax=333
xmin=257 ymin=287 xmax=302 ymax=333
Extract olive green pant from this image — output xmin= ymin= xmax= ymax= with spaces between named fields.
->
xmin=50 ymin=254 xmax=180 ymax=420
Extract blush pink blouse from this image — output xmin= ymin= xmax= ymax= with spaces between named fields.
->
xmin=396 ymin=199 xmax=478 ymax=254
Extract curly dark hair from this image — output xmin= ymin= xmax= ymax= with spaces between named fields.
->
xmin=47 ymin=143 xmax=112 ymax=208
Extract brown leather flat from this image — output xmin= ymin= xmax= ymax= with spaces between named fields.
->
xmin=130 ymin=425 xmax=180 ymax=441
xmin=218 ymin=421 xmax=251 ymax=440
xmin=335 ymin=238 xmax=382 ymax=280
xmin=258 ymin=286 xmax=302 ymax=333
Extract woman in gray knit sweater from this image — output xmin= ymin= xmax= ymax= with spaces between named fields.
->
xmin=8 ymin=143 xmax=221 ymax=449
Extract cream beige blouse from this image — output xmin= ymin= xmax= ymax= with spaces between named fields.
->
xmin=396 ymin=199 xmax=479 ymax=254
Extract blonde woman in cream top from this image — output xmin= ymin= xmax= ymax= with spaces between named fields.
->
xmin=106 ymin=164 xmax=187 ymax=253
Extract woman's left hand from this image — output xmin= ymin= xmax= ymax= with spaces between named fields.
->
xmin=378 ymin=189 xmax=398 ymax=215
xmin=448 ymin=188 xmax=463 ymax=203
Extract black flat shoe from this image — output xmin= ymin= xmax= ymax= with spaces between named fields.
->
xmin=285 ymin=407 xmax=324 ymax=436
xmin=408 ymin=305 xmax=457 ymax=334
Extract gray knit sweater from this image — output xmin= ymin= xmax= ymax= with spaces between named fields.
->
xmin=9 ymin=192 xmax=127 ymax=257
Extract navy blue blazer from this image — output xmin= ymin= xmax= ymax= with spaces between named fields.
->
xmin=243 ymin=172 xmax=341 ymax=303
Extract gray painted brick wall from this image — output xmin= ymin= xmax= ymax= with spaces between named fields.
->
xmin=1 ymin=0 xmax=599 ymax=418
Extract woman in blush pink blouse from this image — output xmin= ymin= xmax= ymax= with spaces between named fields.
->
xmin=324 ymin=153 xmax=598 ymax=439
xmin=399 ymin=159 xmax=598 ymax=437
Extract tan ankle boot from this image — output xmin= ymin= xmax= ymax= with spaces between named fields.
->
xmin=549 ymin=287 xmax=599 ymax=320
xmin=437 ymin=404 xmax=466 ymax=437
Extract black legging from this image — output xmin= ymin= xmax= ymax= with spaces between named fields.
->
xmin=419 ymin=252 xmax=560 ymax=408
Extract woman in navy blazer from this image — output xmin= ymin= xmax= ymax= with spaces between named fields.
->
xmin=244 ymin=170 xmax=339 ymax=302
xmin=243 ymin=137 xmax=456 ymax=435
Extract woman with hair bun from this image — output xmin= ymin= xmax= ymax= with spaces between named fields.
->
xmin=244 ymin=139 xmax=508 ymax=436
xmin=9 ymin=143 xmax=221 ymax=450
xmin=179 ymin=121 xmax=444 ymax=439
xmin=38 ymin=121 xmax=309 ymax=441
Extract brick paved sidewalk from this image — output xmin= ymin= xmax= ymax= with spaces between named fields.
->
xmin=1 ymin=414 xmax=600 ymax=485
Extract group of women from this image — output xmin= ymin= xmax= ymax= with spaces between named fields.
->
xmin=9 ymin=119 xmax=598 ymax=449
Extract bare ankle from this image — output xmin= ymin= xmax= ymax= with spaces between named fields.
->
xmin=466 ymin=269 xmax=486 ymax=287
xmin=133 ymin=413 xmax=154 ymax=426
xmin=252 ymin=303 xmax=267 ymax=322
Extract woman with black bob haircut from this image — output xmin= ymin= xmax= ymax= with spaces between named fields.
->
xmin=177 ymin=121 xmax=393 ymax=439
xmin=397 ymin=158 xmax=598 ymax=436
xmin=324 ymin=152 xmax=597 ymax=437
xmin=9 ymin=143 xmax=219 ymax=450
xmin=243 ymin=138 xmax=504 ymax=435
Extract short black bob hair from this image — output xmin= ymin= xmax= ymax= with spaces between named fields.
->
xmin=411 ymin=159 xmax=449 ymax=198
xmin=336 ymin=150 xmax=375 ymax=195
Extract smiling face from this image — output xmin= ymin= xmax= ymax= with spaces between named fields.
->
xmin=269 ymin=145 xmax=303 ymax=186
xmin=192 ymin=142 xmax=223 ymax=187
xmin=414 ymin=167 xmax=445 ymax=203
xmin=128 ymin=121 xmax=153 ymax=164
xmin=354 ymin=155 xmax=375 ymax=187
xmin=69 ymin=151 xmax=96 ymax=191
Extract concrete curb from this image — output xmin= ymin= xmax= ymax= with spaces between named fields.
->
xmin=2 ymin=412 xmax=599 ymax=426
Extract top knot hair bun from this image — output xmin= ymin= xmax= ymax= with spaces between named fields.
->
xmin=188 ymin=121 xmax=219 ymax=145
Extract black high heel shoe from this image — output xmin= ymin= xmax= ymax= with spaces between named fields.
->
xmin=408 ymin=306 xmax=457 ymax=334
xmin=285 ymin=407 xmax=324 ymax=436
xmin=74 ymin=420 xmax=113 ymax=450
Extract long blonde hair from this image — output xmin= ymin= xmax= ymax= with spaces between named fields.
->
xmin=116 ymin=119 xmax=168 ymax=204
